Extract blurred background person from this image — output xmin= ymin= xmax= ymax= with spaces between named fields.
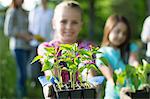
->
xmin=141 ymin=16 xmax=150 ymax=63
xmin=28 ymin=0 xmax=53 ymax=86
xmin=141 ymin=16 xmax=150 ymax=84
xmin=4 ymin=0 xmax=33 ymax=98
xmin=96 ymin=14 xmax=139 ymax=99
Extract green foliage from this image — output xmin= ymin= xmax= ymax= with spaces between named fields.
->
xmin=78 ymin=0 xmax=147 ymax=43
xmin=0 ymin=26 xmax=16 ymax=97
xmin=31 ymin=55 xmax=43 ymax=64
xmin=99 ymin=57 xmax=109 ymax=66
xmin=114 ymin=59 xmax=150 ymax=92
xmin=32 ymin=43 xmax=101 ymax=90
xmin=0 ymin=26 xmax=43 ymax=98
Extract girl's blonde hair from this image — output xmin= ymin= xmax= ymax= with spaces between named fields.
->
xmin=53 ymin=0 xmax=82 ymax=19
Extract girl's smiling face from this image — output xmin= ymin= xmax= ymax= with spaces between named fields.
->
xmin=53 ymin=7 xmax=82 ymax=44
xmin=109 ymin=22 xmax=127 ymax=47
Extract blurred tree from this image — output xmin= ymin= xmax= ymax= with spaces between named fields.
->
xmin=88 ymin=0 xmax=95 ymax=37
xmin=78 ymin=0 xmax=147 ymax=43
xmin=110 ymin=0 xmax=147 ymax=39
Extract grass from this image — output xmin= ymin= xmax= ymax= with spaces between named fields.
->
xmin=0 ymin=26 xmax=43 ymax=98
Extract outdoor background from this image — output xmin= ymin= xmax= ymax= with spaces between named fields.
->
xmin=0 ymin=0 xmax=149 ymax=98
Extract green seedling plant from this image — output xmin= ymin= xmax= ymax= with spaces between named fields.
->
xmin=31 ymin=43 xmax=102 ymax=90
xmin=78 ymin=46 xmax=102 ymax=88
xmin=114 ymin=59 xmax=150 ymax=93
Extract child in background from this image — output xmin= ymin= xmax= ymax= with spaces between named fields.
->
xmin=96 ymin=14 xmax=139 ymax=99
xmin=28 ymin=0 xmax=53 ymax=86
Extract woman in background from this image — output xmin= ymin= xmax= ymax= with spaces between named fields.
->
xmin=4 ymin=0 xmax=33 ymax=98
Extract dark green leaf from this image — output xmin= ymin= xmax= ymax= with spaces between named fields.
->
xmin=99 ymin=57 xmax=109 ymax=66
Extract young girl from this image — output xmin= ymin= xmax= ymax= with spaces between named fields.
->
xmin=37 ymin=1 xmax=98 ymax=98
xmin=96 ymin=15 xmax=139 ymax=99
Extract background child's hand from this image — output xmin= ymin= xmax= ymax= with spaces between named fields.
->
xmin=17 ymin=33 xmax=33 ymax=42
xmin=120 ymin=87 xmax=133 ymax=93
xmin=120 ymin=87 xmax=132 ymax=99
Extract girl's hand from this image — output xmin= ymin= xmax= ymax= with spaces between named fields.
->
xmin=120 ymin=87 xmax=133 ymax=93
xmin=43 ymin=83 xmax=53 ymax=98
xmin=99 ymin=65 xmax=114 ymax=85
xmin=120 ymin=87 xmax=132 ymax=99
